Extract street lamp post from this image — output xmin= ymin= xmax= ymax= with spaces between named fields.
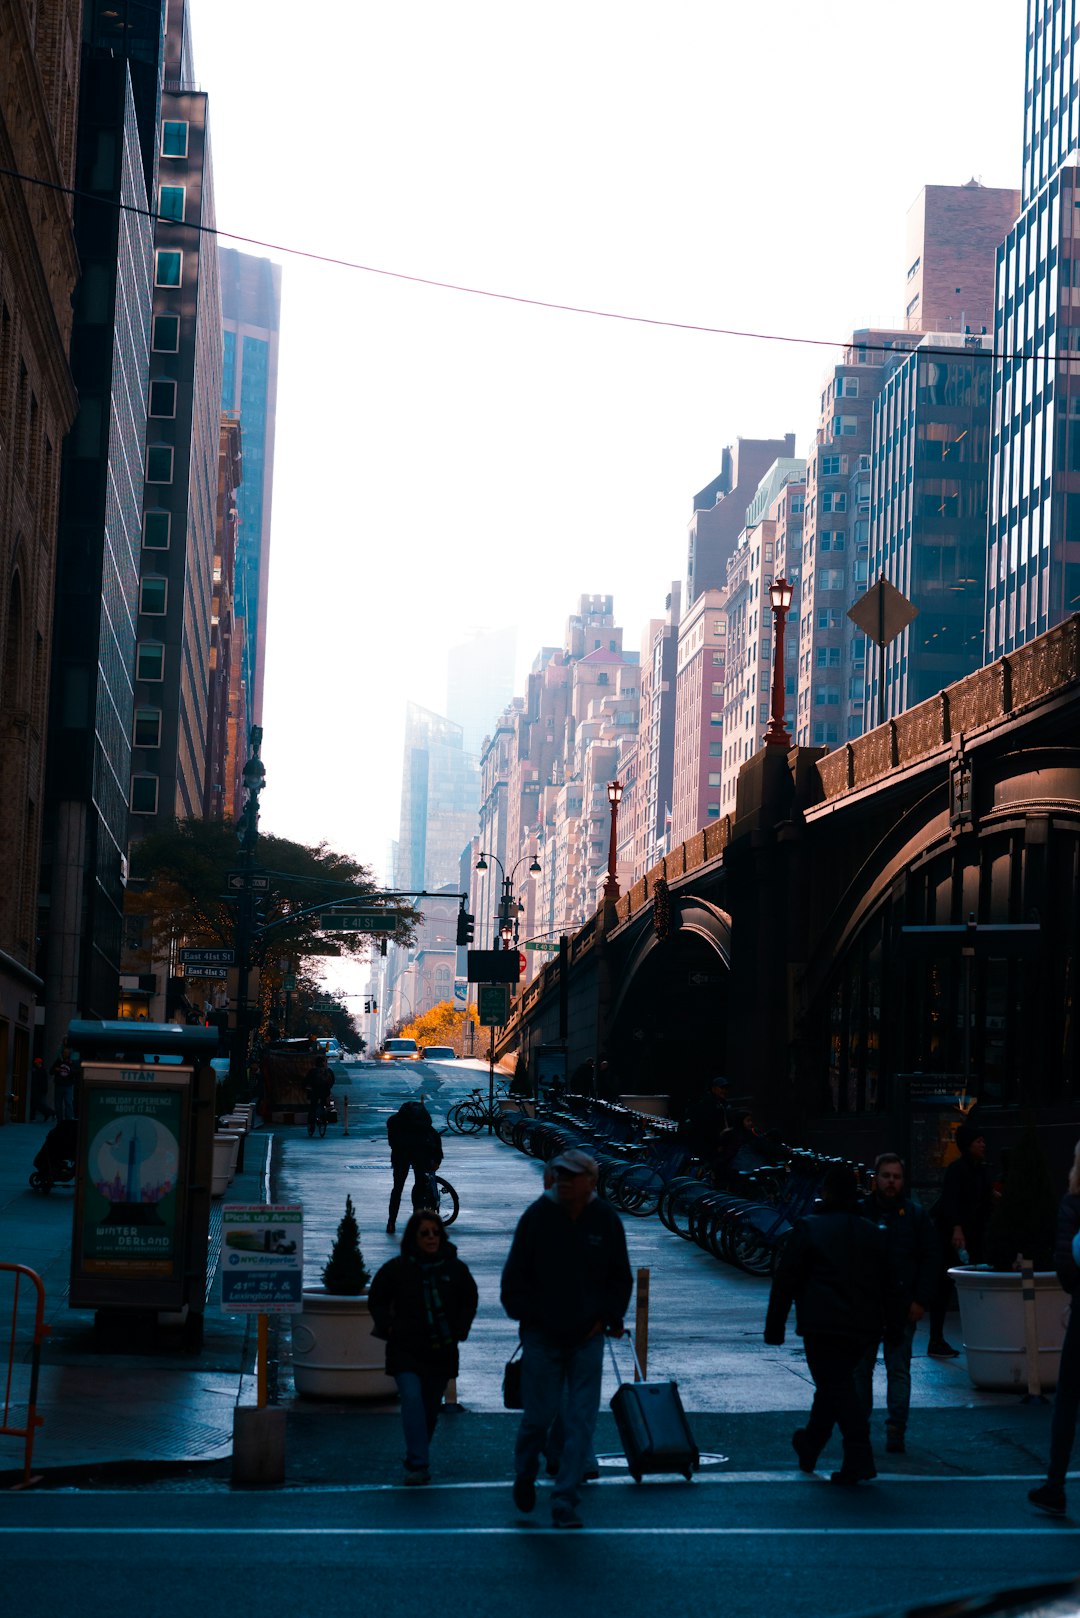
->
xmin=230 ymin=726 xmax=266 ymax=1087
xmin=764 ymin=577 xmax=794 ymax=750
xmin=604 ymin=779 xmax=623 ymax=900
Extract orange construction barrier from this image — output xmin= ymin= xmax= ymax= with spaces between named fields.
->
xmin=0 ymin=1263 xmax=49 ymax=1487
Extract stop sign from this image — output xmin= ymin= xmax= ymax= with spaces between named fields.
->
xmin=518 ymin=951 xmax=527 ymax=978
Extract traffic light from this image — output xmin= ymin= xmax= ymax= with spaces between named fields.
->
xmin=456 ymin=905 xmax=475 ymax=946
xmin=364 ymin=999 xmax=371 ymax=1014
xmin=371 ymin=998 xmax=378 ymax=1014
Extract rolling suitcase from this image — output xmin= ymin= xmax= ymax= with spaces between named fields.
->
xmin=607 ymin=1333 xmax=699 ymax=1483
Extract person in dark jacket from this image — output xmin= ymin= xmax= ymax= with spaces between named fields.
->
xmin=386 ymin=1099 xmax=443 ymax=1234
xmin=677 ymin=1077 xmax=730 ymax=1161
xmin=1028 ymin=1141 xmax=1080 ymax=1516
xmin=927 ymin=1121 xmax=995 ymax=1356
xmin=501 ymin=1147 xmax=633 ymax=1529
xmin=854 ymin=1152 xmax=938 ymax=1454
xmin=369 ymin=1209 xmax=478 ymax=1485
xmin=764 ymin=1163 xmax=887 ymax=1485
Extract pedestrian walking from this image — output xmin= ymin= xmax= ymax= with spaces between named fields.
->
xmin=386 ymin=1099 xmax=442 ymax=1234
xmin=304 ymin=1052 xmax=334 ymax=1133
xmin=764 ymin=1163 xmax=887 ymax=1485
xmin=28 ymin=1057 xmax=55 ymax=1123
xmin=501 ymin=1147 xmax=632 ymax=1529
xmin=369 ymin=1209 xmax=478 ymax=1486
xmin=927 ymin=1121 xmax=995 ymax=1356
xmin=854 ymin=1152 xmax=938 ymax=1454
xmin=677 ymin=1076 xmax=730 ymax=1162
xmin=1028 ymin=1139 xmax=1080 ymax=1516
xmin=50 ymin=1045 xmax=76 ymax=1122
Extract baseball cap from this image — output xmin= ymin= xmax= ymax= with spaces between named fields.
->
xmin=548 ymin=1148 xmax=599 ymax=1179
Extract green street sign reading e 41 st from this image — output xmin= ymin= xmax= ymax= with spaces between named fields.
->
xmin=317 ymin=912 xmax=398 ymax=932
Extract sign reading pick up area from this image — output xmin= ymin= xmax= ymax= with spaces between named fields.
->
xmin=221 ymin=1205 xmax=304 ymax=1314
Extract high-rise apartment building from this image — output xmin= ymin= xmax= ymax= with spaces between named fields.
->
xmin=904 ymin=182 xmax=1021 ymax=336
xmin=867 ymin=334 xmax=994 ymax=721
xmin=204 ymin=414 xmax=242 ymax=818
xmin=129 ymin=0 xmax=221 ymax=836
xmin=0 ymin=0 xmax=81 ymax=1111
xmin=987 ymin=2 xmax=1080 ymax=657
xmin=219 ymin=247 xmax=281 ymax=738
xmin=686 ymin=435 xmax=795 ymax=605
xmin=626 ymin=584 xmax=680 ymax=882
xmin=41 ymin=3 xmax=164 ymax=1057
xmin=671 ymin=588 xmax=727 ymax=843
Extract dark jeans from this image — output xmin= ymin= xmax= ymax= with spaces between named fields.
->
xmin=1048 ymin=1302 xmax=1080 ymax=1487
xmin=515 ymin=1327 xmax=604 ymax=1514
xmin=394 ymin=1369 xmax=449 ymax=1473
xmin=801 ymin=1333 xmax=875 ymax=1474
xmin=388 ymin=1159 xmax=430 ymax=1224
xmin=854 ymin=1319 xmax=917 ymax=1431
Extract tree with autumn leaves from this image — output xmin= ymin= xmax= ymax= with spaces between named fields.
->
xmin=397 ymin=1000 xmax=479 ymax=1055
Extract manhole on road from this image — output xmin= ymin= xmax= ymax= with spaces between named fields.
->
xmin=597 ymin=1452 xmax=728 ymax=1469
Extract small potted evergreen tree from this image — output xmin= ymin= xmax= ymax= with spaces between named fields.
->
xmin=950 ymin=1123 xmax=1067 ymax=1392
xmin=291 ymin=1195 xmax=396 ymax=1400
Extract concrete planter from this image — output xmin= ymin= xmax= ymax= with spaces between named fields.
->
xmin=949 ymin=1265 xmax=1069 ymax=1391
xmin=211 ymin=1132 xmax=239 ymax=1197
xmin=291 ymin=1291 xmax=398 ymax=1401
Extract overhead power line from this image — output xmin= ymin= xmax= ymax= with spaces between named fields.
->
xmin=0 ymin=160 xmax=1040 ymax=366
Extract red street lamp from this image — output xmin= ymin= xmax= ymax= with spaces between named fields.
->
xmin=605 ymin=779 xmax=623 ymax=900
xmin=764 ymin=576 xmax=794 ymax=749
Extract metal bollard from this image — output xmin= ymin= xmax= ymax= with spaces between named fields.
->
xmin=1020 ymin=1259 xmax=1047 ymax=1403
xmin=635 ymin=1267 xmax=650 ymax=1381
xmin=341 ymin=1094 xmax=349 ymax=1136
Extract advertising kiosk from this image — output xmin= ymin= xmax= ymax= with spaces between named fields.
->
xmin=67 ymin=1020 xmax=218 ymax=1350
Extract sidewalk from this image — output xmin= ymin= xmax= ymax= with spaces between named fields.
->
xmin=0 ymin=1069 xmax=1063 ymax=1486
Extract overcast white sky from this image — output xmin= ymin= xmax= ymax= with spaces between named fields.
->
xmin=193 ymin=0 xmax=1024 ymax=892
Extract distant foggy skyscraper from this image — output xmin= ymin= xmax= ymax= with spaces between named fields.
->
xmin=446 ymin=628 xmax=516 ymax=755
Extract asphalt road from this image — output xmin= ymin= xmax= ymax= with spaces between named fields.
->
xmin=2 ymin=1477 xmax=1078 ymax=1618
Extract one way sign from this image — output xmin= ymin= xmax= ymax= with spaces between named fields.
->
xmin=226 ymin=871 xmax=271 ymax=892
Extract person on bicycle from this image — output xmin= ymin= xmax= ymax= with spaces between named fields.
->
xmin=305 ymin=1053 xmax=334 ymax=1134
xmin=387 ymin=1099 xmax=442 ymax=1234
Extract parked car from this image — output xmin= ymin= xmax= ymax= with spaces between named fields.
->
xmin=315 ymin=1036 xmax=344 ymax=1061
xmin=381 ymin=1037 xmax=419 ymax=1060
xmin=420 ymin=1045 xmax=456 ymax=1060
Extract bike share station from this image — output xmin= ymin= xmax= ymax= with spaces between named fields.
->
xmin=67 ymin=1020 xmax=219 ymax=1351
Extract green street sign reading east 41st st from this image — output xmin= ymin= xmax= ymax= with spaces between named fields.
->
xmin=317 ymin=912 xmax=398 ymax=933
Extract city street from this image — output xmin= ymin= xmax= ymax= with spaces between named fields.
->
xmin=1 ymin=1060 xmax=1075 ymax=1618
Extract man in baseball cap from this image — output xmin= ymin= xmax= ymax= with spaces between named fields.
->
xmin=501 ymin=1142 xmax=632 ymax=1529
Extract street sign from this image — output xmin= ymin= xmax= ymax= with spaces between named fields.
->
xmin=179 ymin=947 xmax=235 ymax=966
xmin=847 ymin=576 xmax=918 ymax=648
xmin=517 ymin=951 xmax=527 ymax=978
xmin=179 ymin=966 xmax=227 ymax=980
xmin=221 ymin=1204 xmax=304 ymax=1315
xmin=478 ymin=984 xmax=511 ymax=1027
xmin=226 ymin=870 xmax=271 ymax=892
xmin=523 ymin=941 xmax=559 ymax=952
xmin=283 ymin=975 xmax=297 ymax=992
xmin=317 ymin=912 xmax=398 ymax=932
xmin=466 ymin=948 xmax=520 ymax=983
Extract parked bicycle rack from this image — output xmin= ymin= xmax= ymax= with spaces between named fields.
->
xmin=1 ymin=1262 xmax=49 ymax=1487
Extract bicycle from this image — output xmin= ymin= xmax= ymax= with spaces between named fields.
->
xmin=445 ymin=1085 xmax=509 ymax=1135
xmin=306 ymin=1093 xmax=333 ymax=1138
xmin=414 ymin=1169 xmax=460 ymax=1226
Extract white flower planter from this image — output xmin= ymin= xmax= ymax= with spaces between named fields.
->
xmin=291 ymin=1291 xmax=398 ymax=1401
xmin=949 ymin=1266 xmax=1069 ymax=1391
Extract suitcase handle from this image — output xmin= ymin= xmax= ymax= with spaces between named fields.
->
xmin=606 ymin=1329 xmax=646 ymax=1385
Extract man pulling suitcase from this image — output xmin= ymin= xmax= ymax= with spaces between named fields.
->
xmin=501 ymin=1148 xmax=633 ymax=1529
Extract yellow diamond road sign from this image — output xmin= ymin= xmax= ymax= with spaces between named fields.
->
xmin=847 ymin=576 xmax=918 ymax=648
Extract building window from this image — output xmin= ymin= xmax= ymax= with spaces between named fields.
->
xmin=161 ymin=121 xmax=189 ymax=158
xmin=821 ymin=490 xmax=847 ymax=513
xmin=140 ymin=576 xmax=168 ymax=615
xmin=812 ymin=722 xmax=839 ymax=745
xmin=710 ymin=711 xmax=722 ymax=726
xmin=152 ymin=314 xmax=180 ymax=352
xmin=706 ymin=804 xmax=721 ymax=818
xmin=708 ymin=772 xmax=721 ymax=786
xmin=708 ymin=741 xmax=722 ymax=756
xmin=819 ymin=569 xmax=845 ymax=591
xmin=821 ymin=455 xmax=842 ymax=476
xmin=836 ymin=377 xmax=859 ymax=397
xmin=143 ymin=510 xmax=170 ymax=549
xmin=818 ymin=609 xmax=839 ymax=630
xmin=145 ymin=445 xmax=173 ymax=483
xmin=158 ymin=184 xmax=185 ymax=222
xmin=149 ymin=380 xmax=176 ymax=418
xmin=790 ymin=493 xmax=805 ymax=513
xmin=155 ymin=250 xmax=182 ymax=288
xmin=833 ymin=415 xmax=858 ymax=436
xmin=136 ymin=642 xmax=164 ymax=682
xmin=712 ymin=651 xmax=723 ymax=666
xmin=906 ymin=294 xmax=920 ymax=317
xmin=133 ymin=707 xmax=162 ymax=748
xmin=130 ymin=774 xmax=159 ymax=815
xmin=711 ymin=682 xmax=723 ymax=696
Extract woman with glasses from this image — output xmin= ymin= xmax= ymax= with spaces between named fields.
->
xmin=369 ymin=1209 xmax=478 ymax=1486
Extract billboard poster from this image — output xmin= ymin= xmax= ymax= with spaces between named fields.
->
xmin=221 ymin=1205 xmax=304 ymax=1314
xmin=78 ymin=1085 xmax=186 ymax=1277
